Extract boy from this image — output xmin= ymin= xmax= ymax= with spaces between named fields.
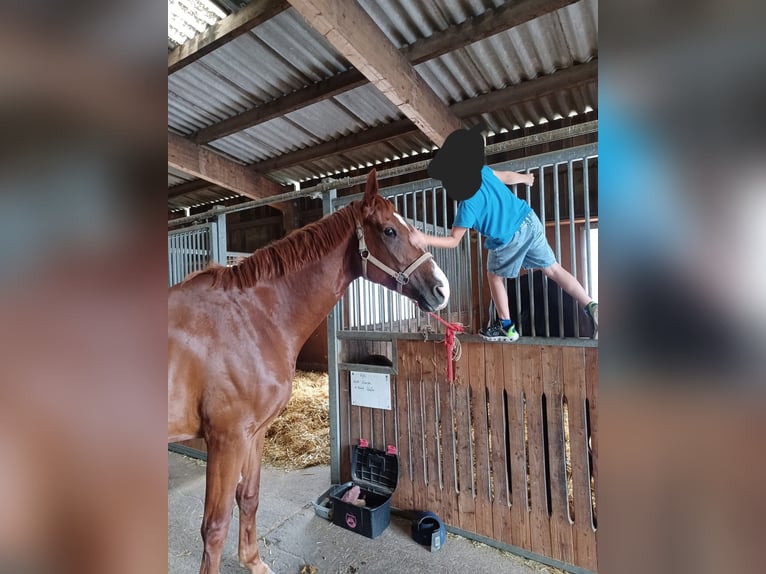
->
xmin=409 ymin=124 xmax=597 ymax=341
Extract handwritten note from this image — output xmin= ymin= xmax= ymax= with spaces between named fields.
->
xmin=350 ymin=371 xmax=391 ymax=410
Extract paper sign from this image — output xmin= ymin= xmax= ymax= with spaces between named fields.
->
xmin=350 ymin=371 xmax=391 ymax=410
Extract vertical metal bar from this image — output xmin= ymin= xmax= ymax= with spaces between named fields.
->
xmin=476 ymin=230 xmax=484 ymax=328
xmin=167 ymin=234 xmax=173 ymax=286
xmin=554 ymin=163 xmax=565 ymax=337
xmin=168 ymin=232 xmax=174 ymax=286
xmin=540 ymin=165 xmax=550 ymax=337
xmin=512 ymin=184 xmax=522 ymax=332
xmin=431 ymin=186 xmax=440 ymax=320
xmin=583 ymin=157 xmax=593 ymax=300
xmin=526 ymin=176 xmax=536 ymax=337
xmin=323 ymin=188 xmax=342 ymax=484
xmin=378 ymin=284 xmax=384 ymax=332
xmin=175 ymin=232 xmax=183 ymax=285
xmin=216 ymin=213 xmax=227 ymax=265
xmin=191 ymin=229 xmax=203 ymax=271
xmin=568 ymin=160 xmax=579 ymax=336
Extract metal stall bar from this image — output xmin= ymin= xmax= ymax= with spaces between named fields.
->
xmin=583 ymin=158 xmax=593 ymax=299
xmin=540 ymin=165 xmax=550 ymax=337
xmin=554 ymin=163 xmax=565 ymax=337
xmin=323 ymin=188 xmax=343 ymax=484
xmin=568 ymin=160 xmax=579 ymax=336
xmin=526 ymin=175 xmax=536 ymax=337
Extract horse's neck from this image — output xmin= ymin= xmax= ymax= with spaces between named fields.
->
xmin=269 ymin=231 xmax=359 ymax=346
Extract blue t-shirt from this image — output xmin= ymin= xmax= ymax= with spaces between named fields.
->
xmin=452 ymin=166 xmax=531 ymax=250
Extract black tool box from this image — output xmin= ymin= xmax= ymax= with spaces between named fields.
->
xmin=330 ymin=442 xmax=399 ymax=539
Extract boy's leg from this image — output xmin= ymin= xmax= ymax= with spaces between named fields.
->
xmin=541 ymin=262 xmax=593 ymax=307
xmin=487 ymin=270 xmax=511 ymax=320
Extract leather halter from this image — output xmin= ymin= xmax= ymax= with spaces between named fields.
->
xmin=355 ymin=223 xmax=433 ymax=294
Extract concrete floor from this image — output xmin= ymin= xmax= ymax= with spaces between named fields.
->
xmin=168 ymin=451 xmax=564 ymax=574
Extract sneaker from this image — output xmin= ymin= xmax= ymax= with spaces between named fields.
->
xmin=479 ymin=321 xmax=520 ymax=342
xmin=586 ymin=301 xmax=598 ymax=339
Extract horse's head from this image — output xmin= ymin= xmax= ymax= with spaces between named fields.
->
xmin=355 ymin=169 xmax=450 ymax=312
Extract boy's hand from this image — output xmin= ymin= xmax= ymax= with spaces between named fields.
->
xmin=409 ymin=228 xmax=428 ymax=250
xmin=525 ymin=173 xmax=535 ymax=186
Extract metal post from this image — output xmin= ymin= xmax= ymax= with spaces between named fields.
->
xmin=540 ymin=165 xmax=551 ymax=337
xmin=568 ymin=161 xmax=579 ymax=336
xmin=526 ymin=177 xmax=536 ymax=337
xmin=583 ymin=157 xmax=592 ymax=298
xmin=323 ymin=188 xmax=343 ymax=484
xmin=554 ymin=163 xmax=565 ymax=337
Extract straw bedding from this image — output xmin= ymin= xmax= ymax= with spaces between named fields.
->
xmin=263 ymin=371 xmax=330 ymax=469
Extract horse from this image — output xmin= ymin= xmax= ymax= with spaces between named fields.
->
xmin=168 ymin=169 xmax=450 ymax=574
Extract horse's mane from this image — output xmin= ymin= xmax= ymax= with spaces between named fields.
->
xmin=184 ymin=200 xmax=375 ymax=290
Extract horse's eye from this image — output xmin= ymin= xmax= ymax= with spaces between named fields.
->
xmin=383 ymin=227 xmax=396 ymax=238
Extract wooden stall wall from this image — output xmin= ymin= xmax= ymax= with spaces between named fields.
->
xmin=338 ymin=339 xmax=598 ymax=573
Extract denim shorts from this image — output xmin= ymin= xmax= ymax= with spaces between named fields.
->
xmin=487 ymin=211 xmax=556 ymax=278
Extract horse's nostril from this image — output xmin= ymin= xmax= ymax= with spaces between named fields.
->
xmin=434 ymin=284 xmax=445 ymax=300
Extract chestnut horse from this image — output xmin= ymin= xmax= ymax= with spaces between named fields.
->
xmin=168 ymin=169 xmax=450 ymax=574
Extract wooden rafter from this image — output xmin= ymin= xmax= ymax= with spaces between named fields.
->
xmin=168 ymin=0 xmax=289 ymax=75
xmin=168 ymin=179 xmax=211 ymax=198
xmin=168 ymin=131 xmax=286 ymax=208
xmin=192 ymin=0 xmax=579 ymax=144
xmin=250 ymin=60 xmax=597 ymax=172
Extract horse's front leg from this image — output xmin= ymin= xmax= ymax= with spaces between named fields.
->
xmin=199 ymin=430 xmax=246 ymax=574
xmin=235 ymin=428 xmax=273 ymax=574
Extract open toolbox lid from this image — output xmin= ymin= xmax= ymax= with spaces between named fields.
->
xmin=349 ymin=440 xmax=399 ymax=496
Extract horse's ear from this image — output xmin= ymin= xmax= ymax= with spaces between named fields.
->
xmin=363 ymin=168 xmax=378 ymax=206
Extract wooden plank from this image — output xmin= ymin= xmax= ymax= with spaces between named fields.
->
xmin=287 ymin=0 xmax=462 ymax=146
xmin=372 ymin=400 xmax=385 ymax=451
xmin=421 ymin=342 xmax=442 ymax=512
xmin=168 ymin=0 xmax=289 ymax=74
xmin=486 ymin=343 xmax=512 ymax=545
xmin=437 ymin=356 xmax=460 ymax=527
xmin=503 ymin=344 xmax=531 ymax=551
xmin=522 ymin=346 xmax=553 ymax=558
xmin=194 ymin=0 xmax=578 ymax=143
xmin=469 ymin=342 xmax=494 ymax=539
xmin=542 ymin=346 xmax=575 ymax=564
xmin=167 ymin=132 xmax=285 ymax=202
xmin=407 ymin=342 xmax=428 ymax=513
xmin=453 ymin=342 xmax=476 ymax=534
xmin=339 ymin=370 xmax=352 ymax=482
xmin=383 ymin=371 xmax=398 ymax=453
xmin=392 ymin=340 xmax=414 ymax=510
xmin=168 ymin=178 xmax=211 ymax=198
xmin=563 ymin=347 xmax=597 ymax=571
xmin=585 ymin=346 xmax=599 ymax=568
xmin=360 ymin=406 xmax=373 ymax=446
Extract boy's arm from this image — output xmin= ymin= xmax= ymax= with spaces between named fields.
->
xmin=410 ymin=226 xmax=467 ymax=250
xmin=492 ymin=168 xmax=535 ymax=187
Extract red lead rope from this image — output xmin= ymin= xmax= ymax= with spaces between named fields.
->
xmin=427 ymin=312 xmax=464 ymax=382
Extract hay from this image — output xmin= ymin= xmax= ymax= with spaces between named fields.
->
xmin=262 ymin=370 xmax=330 ymax=470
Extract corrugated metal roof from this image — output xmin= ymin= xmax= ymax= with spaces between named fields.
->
xmin=169 ymin=0 xmax=598 ymax=203
xmin=168 ymin=0 xmax=226 ymax=47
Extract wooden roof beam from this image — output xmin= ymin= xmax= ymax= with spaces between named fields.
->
xmin=168 ymin=131 xmax=287 ymax=209
xmin=168 ymin=179 xmax=211 ymax=199
xmin=168 ymin=0 xmax=289 ymax=75
xmin=287 ymin=0 xmax=462 ymax=147
xmin=192 ymin=0 xmax=579 ymax=144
